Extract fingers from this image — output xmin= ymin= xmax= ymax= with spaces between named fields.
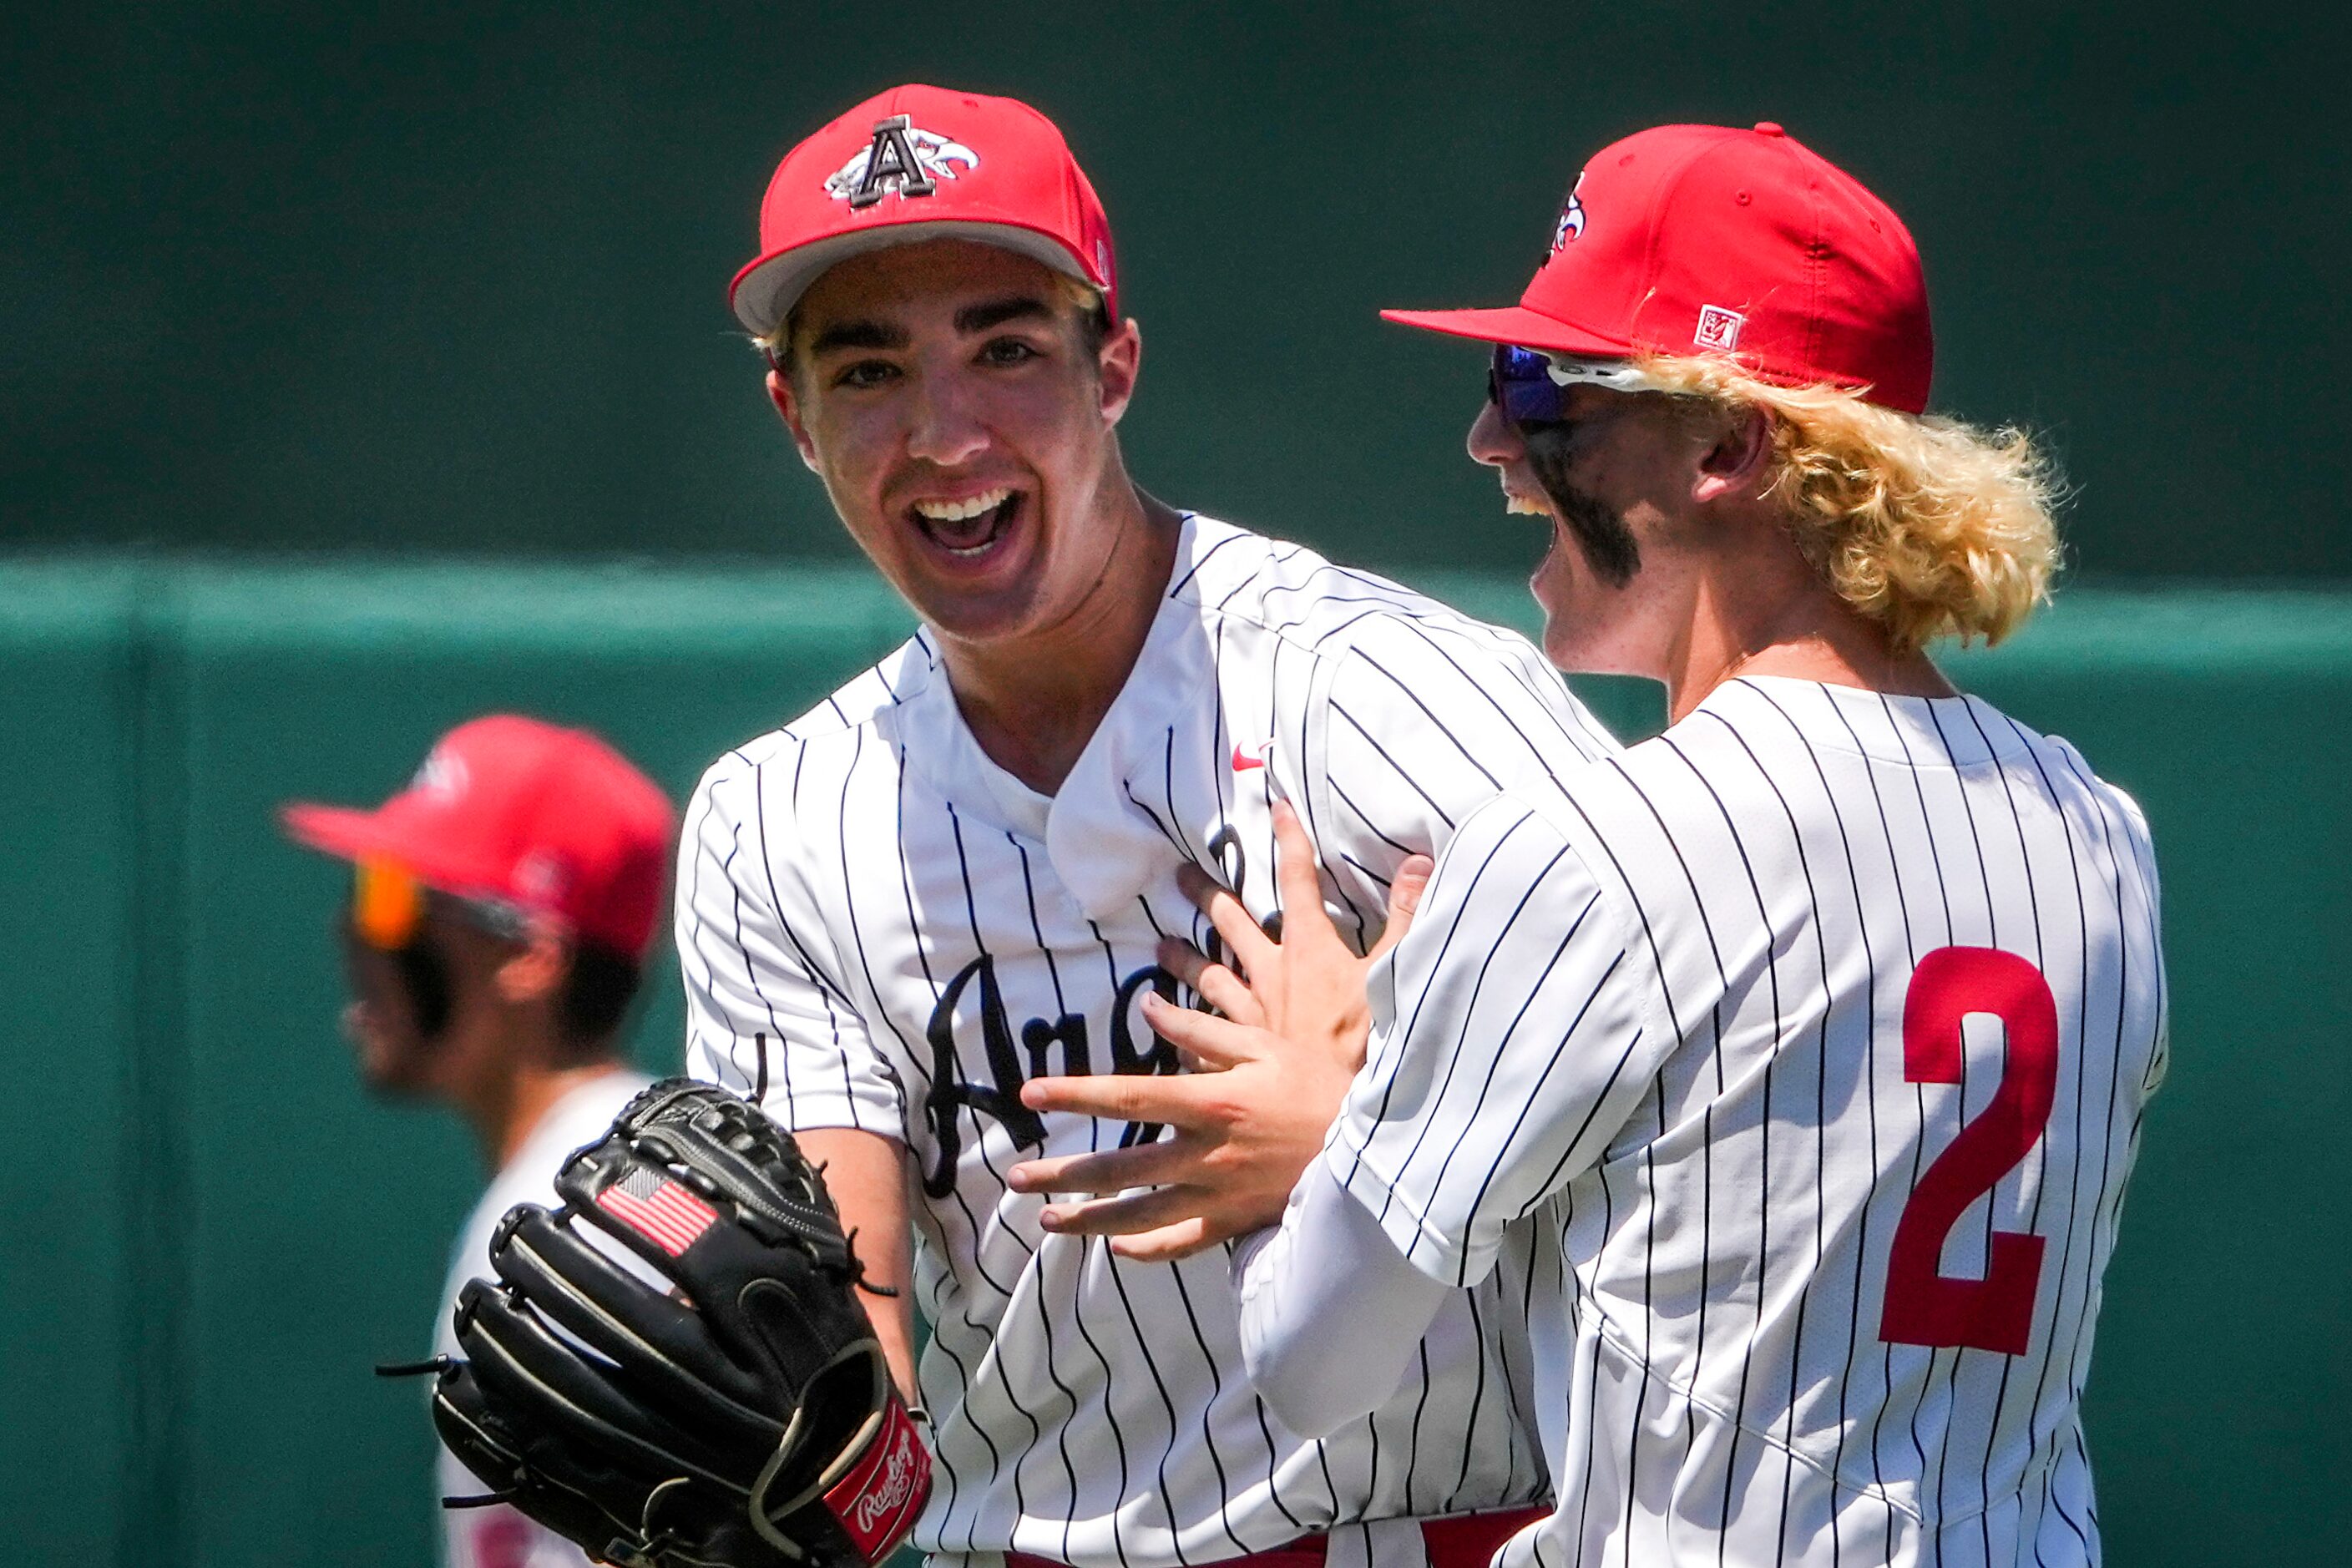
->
xmin=1156 ymin=938 xmax=1263 ymax=1026
xmin=1020 ymin=1068 xmax=1212 ymax=1126
xmin=1139 ymin=993 xmax=1265 ymax=1070
xmin=1007 ymin=1138 xmax=1198 ymax=1197
xmin=1035 ymin=1184 xmax=1214 ymax=1238
xmin=1270 ymin=801 xmax=1333 ymax=939
xmin=1176 ymin=862 xmax=1278 ymax=977
xmin=1108 ymin=1218 xmax=1225 ymax=1263
xmin=1368 ymin=852 xmax=1434 ymax=963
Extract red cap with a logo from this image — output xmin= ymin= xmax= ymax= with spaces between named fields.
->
xmin=280 ymin=715 xmax=675 ymax=958
xmin=1385 ymin=122 xmax=1933 ymax=413
xmin=730 ymin=83 xmax=1116 ymax=337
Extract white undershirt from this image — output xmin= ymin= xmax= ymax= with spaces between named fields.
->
xmin=1232 ymin=1161 xmax=1449 ymax=1440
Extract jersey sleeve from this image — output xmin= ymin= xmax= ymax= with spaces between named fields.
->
xmin=1305 ymin=611 xmax=1616 ymax=927
xmin=1324 ymin=789 xmax=1667 ymax=1286
xmin=676 ymin=749 xmax=905 ymax=1141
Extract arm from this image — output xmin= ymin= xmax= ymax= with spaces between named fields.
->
xmin=1008 ymin=618 xmax=1616 ymax=1257
xmin=1307 ymin=615 xmax=1616 ymax=924
xmin=1016 ymin=789 xmax=1659 ymax=1283
xmin=1232 ymin=1159 xmax=1449 ymax=1437
xmin=796 ymin=1126 xmax=922 ymax=1404
xmin=676 ymin=755 xmax=923 ymax=1393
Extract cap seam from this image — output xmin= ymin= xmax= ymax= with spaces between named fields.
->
xmin=1799 ymin=140 xmax=1828 ymax=377
xmin=1635 ymin=134 xmax=1728 ymax=349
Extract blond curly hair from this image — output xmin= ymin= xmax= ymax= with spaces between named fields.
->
xmin=1636 ymin=354 xmax=2063 ymax=651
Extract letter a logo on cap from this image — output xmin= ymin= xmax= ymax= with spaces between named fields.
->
xmin=1551 ymin=172 xmax=1589 ymax=253
xmin=827 ymin=114 xmax=979 ymax=209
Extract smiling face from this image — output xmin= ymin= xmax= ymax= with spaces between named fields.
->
xmin=1467 ymin=384 xmax=1723 ymax=675
xmin=771 ymin=240 xmax=1142 ymax=647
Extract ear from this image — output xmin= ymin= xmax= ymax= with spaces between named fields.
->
xmin=767 ymin=367 xmax=823 ymax=474
xmin=1097 ymin=316 xmax=1142 ymax=428
xmin=1691 ymin=403 xmax=1774 ymax=507
xmin=493 ymin=923 xmax=571 ymax=1008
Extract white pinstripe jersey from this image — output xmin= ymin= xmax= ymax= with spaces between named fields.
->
xmin=678 ymin=516 xmax=1617 ymax=1567
xmin=1329 ymin=676 xmax=2167 ymax=1567
xmin=436 ymin=1071 xmax=657 ymax=1568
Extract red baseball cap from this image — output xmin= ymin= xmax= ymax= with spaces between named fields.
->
xmin=1384 ymin=122 xmax=1933 ymax=414
xmin=730 ymin=83 xmax=1117 ymax=337
xmin=281 ymin=715 xmax=675 ymax=958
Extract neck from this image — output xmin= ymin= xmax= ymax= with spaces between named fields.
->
xmin=938 ymin=479 xmax=1183 ymax=794
xmin=1658 ymin=532 xmax=1954 ymax=724
xmin=463 ymin=1055 xmax=625 ymax=1171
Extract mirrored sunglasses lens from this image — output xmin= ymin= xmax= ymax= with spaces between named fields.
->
xmin=1495 ymin=345 xmax=1551 ymax=380
xmin=1489 ymin=345 xmax=1565 ymax=423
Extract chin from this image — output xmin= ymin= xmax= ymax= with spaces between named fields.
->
xmin=356 ymin=1044 xmax=436 ymax=1098
xmin=905 ymin=577 xmax=1057 ymax=646
xmin=1531 ymin=579 xmax=1628 ymax=678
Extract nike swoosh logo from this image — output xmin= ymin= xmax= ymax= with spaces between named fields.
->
xmin=1232 ymin=741 xmax=1271 ymax=771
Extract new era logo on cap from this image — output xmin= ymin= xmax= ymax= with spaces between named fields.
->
xmin=1696 ymin=305 xmax=1746 ymax=351
xmin=825 ymin=114 xmax=979 ymax=209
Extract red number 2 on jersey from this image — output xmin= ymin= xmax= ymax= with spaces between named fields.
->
xmin=1879 ymin=946 xmax=2059 ymax=1356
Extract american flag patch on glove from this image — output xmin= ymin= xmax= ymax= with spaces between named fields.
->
xmin=595 ymin=1166 xmax=717 ymax=1257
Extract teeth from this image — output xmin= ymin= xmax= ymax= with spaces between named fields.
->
xmin=913 ymin=488 xmax=1013 ymax=523
xmin=1505 ymin=493 xmax=1550 ymax=516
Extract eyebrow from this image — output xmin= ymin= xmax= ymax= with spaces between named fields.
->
xmin=954 ymin=296 xmax=1054 ymax=334
xmin=804 ymin=295 xmax=1055 ymax=358
xmin=806 ymin=319 xmax=910 ymax=357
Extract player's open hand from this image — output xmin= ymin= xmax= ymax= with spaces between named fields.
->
xmin=1006 ymin=801 xmax=1430 ymax=1262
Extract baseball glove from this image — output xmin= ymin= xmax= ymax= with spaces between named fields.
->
xmin=407 ymin=1078 xmax=929 ymax=1568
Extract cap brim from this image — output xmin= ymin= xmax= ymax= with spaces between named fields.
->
xmin=281 ymin=803 xmax=396 ymax=861
xmin=279 ymin=803 xmax=483 ymax=894
xmin=1379 ymin=305 xmax=1634 ymax=358
xmin=731 ymin=220 xmax=1104 ymax=336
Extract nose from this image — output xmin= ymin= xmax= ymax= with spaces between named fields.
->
xmin=1467 ymin=397 xmax=1522 ymax=468
xmin=904 ymin=365 xmax=990 ymax=468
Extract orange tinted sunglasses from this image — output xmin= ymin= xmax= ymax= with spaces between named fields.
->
xmin=352 ymin=858 xmax=427 ymax=950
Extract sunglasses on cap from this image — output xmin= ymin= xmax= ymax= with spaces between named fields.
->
xmin=1487 ymin=345 xmax=1663 ymax=424
xmin=349 ymin=859 xmax=532 ymax=951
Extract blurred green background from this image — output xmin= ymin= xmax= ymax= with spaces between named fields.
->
xmin=5 ymin=3 xmax=2349 ymax=1567
xmin=6 ymin=1 xmax=2348 ymax=576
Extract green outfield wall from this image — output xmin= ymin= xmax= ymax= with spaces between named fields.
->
xmin=8 ymin=5 xmax=2348 ymax=584
xmin=3 ymin=559 xmax=2344 ymax=1565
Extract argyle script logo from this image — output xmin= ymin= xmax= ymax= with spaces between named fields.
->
xmin=1551 ymin=171 xmax=1589 ymax=251
xmin=825 ymin=114 xmax=979 ymax=209
xmin=1695 ymin=304 xmax=1746 ymax=351
xmin=917 ymin=827 xmax=1270 ymax=1199
xmin=919 ymin=950 xmax=1180 ymax=1198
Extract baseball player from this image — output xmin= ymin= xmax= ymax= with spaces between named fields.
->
xmin=1017 ymin=124 xmax=2167 ymax=1566
xmin=680 ymin=84 xmax=1625 ymax=1568
xmin=283 ymin=714 xmax=675 ymax=1568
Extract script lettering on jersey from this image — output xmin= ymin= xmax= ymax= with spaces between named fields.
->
xmin=920 ymin=953 xmax=1182 ymax=1198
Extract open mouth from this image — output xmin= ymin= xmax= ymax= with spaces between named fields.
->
xmin=1502 ymin=477 xmax=1550 ymax=517
xmin=909 ymin=486 xmax=1023 ymax=560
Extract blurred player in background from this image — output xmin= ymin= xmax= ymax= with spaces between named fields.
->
xmin=679 ymin=83 xmax=1622 ymax=1568
xmin=1018 ymin=124 xmax=2168 ymax=1565
xmin=282 ymin=713 xmax=674 ymax=1568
